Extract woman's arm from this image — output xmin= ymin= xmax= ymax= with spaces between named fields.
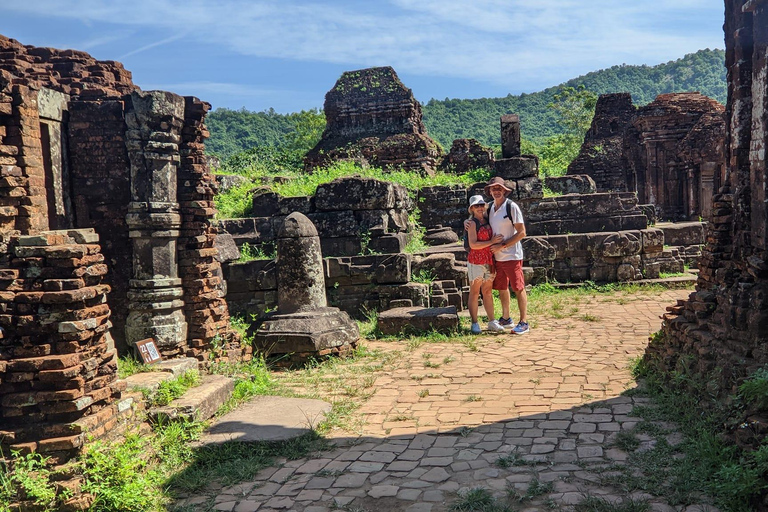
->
xmin=468 ymin=222 xmax=502 ymax=250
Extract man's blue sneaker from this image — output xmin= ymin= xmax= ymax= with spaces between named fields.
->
xmin=512 ymin=321 xmax=530 ymax=335
xmin=499 ymin=317 xmax=515 ymax=329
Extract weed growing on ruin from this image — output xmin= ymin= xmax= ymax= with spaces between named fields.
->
xmin=228 ymin=315 xmax=255 ymax=346
xmin=237 ymin=242 xmax=274 ymax=261
xmin=148 ymin=370 xmax=201 ymax=407
xmin=404 ymin=209 xmax=429 ymax=254
xmin=117 ymin=355 xmax=152 ymax=379
xmin=0 ymin=452 xmax=57 ymax=511
xmin=412 ymin=268 xmax=436 ymax=284
xmin=737 ymin=365 xmax=768 ymax=409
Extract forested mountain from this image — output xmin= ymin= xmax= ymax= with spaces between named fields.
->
xmin=205 ymin=108 xmax=312 ymax=159
xmin=206 ymin=49 xmax=725 ymax=158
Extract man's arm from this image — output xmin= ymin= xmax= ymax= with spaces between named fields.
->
xmin=502 ymin=222 xmax=526 ymax=249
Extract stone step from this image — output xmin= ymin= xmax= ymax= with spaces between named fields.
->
xmin=120 ymin=357 xmax=200 ymax=395
xmin=149 ymin=374 xmax=234 ymax=423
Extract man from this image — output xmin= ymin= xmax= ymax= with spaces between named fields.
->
xmin=473 ymin=177 xmax=529 ymax=334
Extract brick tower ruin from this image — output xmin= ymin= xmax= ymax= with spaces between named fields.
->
xmin=568 ymin=92 xmax=726 ymax=221
xmin=646 ymin=0 xmax=768 ymax=446
xmin=0 ymin=34 xmax=241 ymax=462
xmin=304 ymin=66 xmax=442 ymax=174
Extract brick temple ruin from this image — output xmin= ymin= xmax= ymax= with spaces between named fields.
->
xmin=648 ymin=0 xmax=768 ymax=448
xmin=568 ymin=91 xmax=726 ymax=221
xmin=304 ymin=66 xmax=442 ymax=174
xmin=0 ymin=35 xmax=241 ymax=465
xmin=224 ymin=112 xmax=703 ymax=320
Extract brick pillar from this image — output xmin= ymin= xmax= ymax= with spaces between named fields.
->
xmin=0 ymin=229 xmax=124 ymax=461
xmin=124 ymin=91 xmax=188 ymax=357
xmin=178 ymin=97 xmax=242 ymax=362
xmin=0 ymin=78 xmax=48 ymax=234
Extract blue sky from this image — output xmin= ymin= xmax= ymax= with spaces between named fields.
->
xmin=1 ymin=1 xmax=724 ymax=114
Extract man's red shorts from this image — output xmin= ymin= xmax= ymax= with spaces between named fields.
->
xmin=492 ymin=259 xmax=525 ymax=292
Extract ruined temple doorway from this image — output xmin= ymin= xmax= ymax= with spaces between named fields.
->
xmin=38 ymin=89 xmax=74 ymax=230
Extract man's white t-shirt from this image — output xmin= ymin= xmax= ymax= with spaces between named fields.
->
xmin=489 ymin=199 xmax=525 ymax=262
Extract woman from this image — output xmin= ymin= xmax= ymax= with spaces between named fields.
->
xmin=466 ymin=194 xmax=505 ymax=334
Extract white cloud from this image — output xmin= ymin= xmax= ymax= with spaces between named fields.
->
xmin=140 ymin=81 xmax=285 ymax=99
xmin=2 ymin=0 xmax=724 ymax=93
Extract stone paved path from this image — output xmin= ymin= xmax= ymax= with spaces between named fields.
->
xmin=177 ymin=288 xmax=720 ymax=512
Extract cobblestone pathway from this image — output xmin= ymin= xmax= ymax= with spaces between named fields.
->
xmin=179 ymin=288 xmax=718 ymax=512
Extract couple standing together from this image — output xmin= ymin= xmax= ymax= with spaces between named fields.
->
xmin=465 ymin=176 xmax=529 ymax=335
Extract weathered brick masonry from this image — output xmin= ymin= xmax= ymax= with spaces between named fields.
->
xmin=648 ymin=0 xmax=768 ymax=446
xmin=0 ymin=34 xmax=241 ymax=469
xmin=0 ymin=229 xmax=126 ymax=461
xmin=568 ymin=90 xmax=726 ymax=221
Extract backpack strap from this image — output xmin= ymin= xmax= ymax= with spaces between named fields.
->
xmin=505 ymin=200 xmax=513 ymax=223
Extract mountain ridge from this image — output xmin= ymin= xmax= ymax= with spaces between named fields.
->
xmin=206 ymin=48 xmax=726 ymax=158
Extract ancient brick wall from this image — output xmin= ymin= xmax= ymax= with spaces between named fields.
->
xmin=440 ymin=138 xmax=495 ymax=174
xmin=179 ymin=97 xmax=240 ymax=360
xmin=222 ymin=176 xmax=414 ymax=257
xmin=0 ymin=229 xmax=127 ymax=462
xmin=224 ymin=252 xmax=468 ymax=320
xmin=67 ymin=99 xmax=132 ymax=353
xmin=648 ymin=0 xmax=768 ymax=445
xmin=0 ymin=35 xmax=136 ymax=99
xmin=417 ymin=184 xmax=647 ymax=237
xmin=0 ymin=72 xmax=48 ymax=233
xmin=304 ymin=67 xmax=442 ymax=173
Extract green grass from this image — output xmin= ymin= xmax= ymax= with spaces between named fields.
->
xmin=574 ymin=495 xmax=651 ymax=512
xmin=148 ymin=370 xmax=201 ymax=407
xmin=494 ymin=452 xmax=533 ymax=468
xmin=117 ymin=355 xmax=152 ymax=379
xmin=452 ymin=487 xmax=508 ymax=512
xmin=215 ymin=160 xmax=491 ymax=219
xmin=607 ymin=354 xmax=768 ymax=511
xmin=237 ymin=242 xmax=274 ymax=262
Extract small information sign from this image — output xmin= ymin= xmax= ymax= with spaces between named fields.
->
xmin=135 ymin=338 xmax=162 ymax=364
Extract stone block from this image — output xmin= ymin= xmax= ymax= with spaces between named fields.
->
xmin=373 ymin=254 xmax=411 ymax=284
xmin=277 ymin=195 xmax=313 ymax=216
xmin=377 ymin=306 xmax=459 ymax=335
xmin=368 ymin=233 xmax=408 ymax=254
xmin=659 ymin=221 xmax=706 ymax=246
xmin=544 ymin=175 xmax=597 ymax=195
xmin=314 ymin=177 xmax=408 ymax=211
xmin=494 ymin=156 xmax=538 ymax=180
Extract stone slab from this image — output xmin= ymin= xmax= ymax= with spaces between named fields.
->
xmin=377 ymin=306 xmax=459 ymax=335
xmin=199 ymin=395 xmax=332 ymax=445
xmin=150 ymin=374 xmax=234 ymax=423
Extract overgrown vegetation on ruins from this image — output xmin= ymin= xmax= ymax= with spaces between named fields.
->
xmin=0 ymin=283 xmax=703 ymax=512
xmin=628 ymin=351 xmax=768 ymax=511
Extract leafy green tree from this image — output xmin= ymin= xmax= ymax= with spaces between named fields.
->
xmin=282 ymin=109 xmax=326 ymax=159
